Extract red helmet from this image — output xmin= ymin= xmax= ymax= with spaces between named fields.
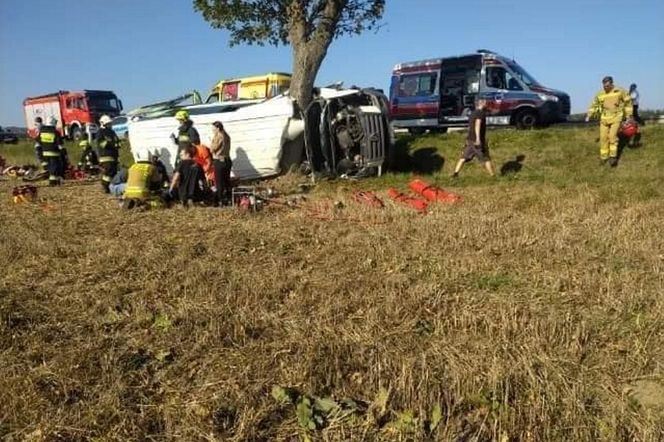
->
xmin=621 ymin=121 xmax=638 ymax=137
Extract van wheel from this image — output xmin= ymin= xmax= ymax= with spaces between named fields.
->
xmin=70 ymin=126 xmax=83 ymax=141
xmin=515 ymin=110 xmax=538 ymax=130
xmin=408 ymin=128 xmax=426 ymax=135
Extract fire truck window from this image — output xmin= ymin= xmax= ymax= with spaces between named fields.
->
xmin=66 ymin=98 xmax=73 ymax=109
xmin=398 ymin=73 xmax=437 ymax=97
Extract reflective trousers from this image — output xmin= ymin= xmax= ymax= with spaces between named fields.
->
xmin=599 ymin=120 xmax=620 ymax=160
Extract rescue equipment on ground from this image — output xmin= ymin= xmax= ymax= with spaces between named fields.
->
xmin=353 ymin=190 xmax=384 ymax=208
xmin=232 ymin=186 xmax=261 ymax=212
xmin=409 ymin=179 xmax=462 ymax=203
xmin=387 ymin=188 xmax=428 ymax=213
xmin=11 ymin=185 xmax=38 ymax=204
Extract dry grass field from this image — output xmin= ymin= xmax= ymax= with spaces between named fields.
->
xmin=1 ymin=125 xmax=663 ymax=441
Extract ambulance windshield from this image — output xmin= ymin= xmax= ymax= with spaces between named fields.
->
xmin=507 ymin=61 xmax=541 ymax=87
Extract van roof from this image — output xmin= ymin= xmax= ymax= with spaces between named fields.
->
xmin=393 ymin=50 xmax=505 ymax=72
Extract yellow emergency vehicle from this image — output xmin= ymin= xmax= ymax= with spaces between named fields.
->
xmin=205 ymin=72 xmax=292 ymax=103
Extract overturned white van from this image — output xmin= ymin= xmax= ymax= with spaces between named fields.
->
xmin=128 ymin=87 xmax=393 ymax=181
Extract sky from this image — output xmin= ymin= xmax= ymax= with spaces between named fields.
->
xmin=1 ymin=0 xmax=663 ymax=127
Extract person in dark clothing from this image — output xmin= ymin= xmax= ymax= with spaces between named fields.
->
xmin=37 ymin=117 xmax=66 ymax=186
xmin=96 ymin=114 xmax=122 ymax=193
xmin=171 ymin=109 xmax=200 ymax=169
xmin=167 ymin=144 xmax=208 ymax=206
xmin=151 ymin=151 xmax=170 ymax=188
xmin=33 ymin=117 xmax=48 ymax=170
xmin=629 ymin=84 xmax=643 ymax=125
xmin=78 ymin=139 xmax=99 ymax=171
xmin=174 ymin=110 xmax=200 ymax=145
xmin=210 ymin=121 xmax=233 ymax=205
xmin=452 ymin=98 xmax=496 ymax=178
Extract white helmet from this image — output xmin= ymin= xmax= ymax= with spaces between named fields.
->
xmin=99 ymin=115 xmax=113 ymax=126
xmin=47 ymin=116 xmax=57 ymax=126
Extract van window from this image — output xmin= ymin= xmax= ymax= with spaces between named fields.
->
xmin=398 ymin=73 xmax=437 ymax=97
xmin=486 ymin=67 xmax=522 ymax=91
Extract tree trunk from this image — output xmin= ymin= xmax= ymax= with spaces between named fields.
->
xmin=290 ymin=44 xmax=325 ymax=113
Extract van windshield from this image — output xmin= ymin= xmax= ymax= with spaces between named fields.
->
xmin=506 ymin=61 xmax=540 ymax=87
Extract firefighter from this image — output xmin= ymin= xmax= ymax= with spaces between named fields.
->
xmin=95 ymin=114 xmax=121 ymax=193
xmin=78 ymin=139 xmax=99 ymax=171
xmin=37 ymin=117 xmax=66 ymax=186
xmin=33 ymin=117 xmax=48 ymax=170
xmin=171 ymin=110 xmax=200 ymax=168
xmin=585 ymin=76 xmax=633 ymax=167
xmin=122 ymin=151 xmax=165 ymax=209
xmin=174 ymin=110 xmax=200 ymax=146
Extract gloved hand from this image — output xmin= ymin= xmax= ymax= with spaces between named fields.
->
xmin=170 ymin=133 xmax=177 ymax=145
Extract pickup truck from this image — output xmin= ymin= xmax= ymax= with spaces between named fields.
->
xmin=0 ymin=126 xmax=19 ymax=144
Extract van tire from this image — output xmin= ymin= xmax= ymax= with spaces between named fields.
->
xmin=514 ymin=109 xmax=538 ymax=130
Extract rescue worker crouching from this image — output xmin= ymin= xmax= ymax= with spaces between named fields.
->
xmin=586 ymin=76 xmax=633 ymax=167
xmin=96 ymin=114 xmax=121 ymax=193
xmin=37 ymin=117 xmax=66 ymax=186
xmin=121 ymin=151 xmax=167 ymax=209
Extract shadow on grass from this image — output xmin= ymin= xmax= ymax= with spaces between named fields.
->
xmin=391 ymin=136 xmax=445 ymax=174
xmin=500 ymin=154 xmax=525 ymax=176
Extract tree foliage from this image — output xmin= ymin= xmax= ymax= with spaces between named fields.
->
xmin=193 ymin=0 xmax=385 ymax=47
xmin=194 ymin=1 xmax=385 ymax=109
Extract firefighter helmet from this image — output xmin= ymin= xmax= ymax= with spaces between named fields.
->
xmin=99 ymin=115 xmax=113 ymax=126
xmin=175 ymin=110 xmax=189 ymax=121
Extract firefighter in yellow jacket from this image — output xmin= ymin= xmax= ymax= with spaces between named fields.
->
xmin=122 ymin=152 xmax=165 ymax=209
xmin=585 ymin=76 xmax=633 ymax=167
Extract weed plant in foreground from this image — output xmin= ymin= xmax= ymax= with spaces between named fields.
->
xmin=1 ymin=125 xmax=663 ymax=440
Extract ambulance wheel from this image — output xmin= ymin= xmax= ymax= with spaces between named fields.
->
xmin=514 ymin=110 xmax=538 ymax=130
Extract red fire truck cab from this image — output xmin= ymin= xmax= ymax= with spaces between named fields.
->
xmin=23 ymin=90 xmax=123 ymax=139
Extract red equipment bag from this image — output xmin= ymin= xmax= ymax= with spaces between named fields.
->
xmin=620 ymin=120 xmax=639 ymax=138
xmin=409 ymin=179 xmax=462 ymax=203
xmin=387 ymin=188 xmax=428 ymax=213
xmin=353 ymin=190 xmax=384 ymax=208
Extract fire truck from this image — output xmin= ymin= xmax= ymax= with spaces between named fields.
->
xmin=23 ymin=90 xmax=123 ymax=139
